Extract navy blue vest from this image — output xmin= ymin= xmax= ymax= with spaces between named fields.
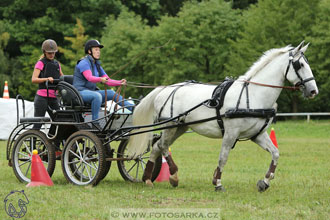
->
xmin=73 ymin=55 xmax=103 ymax=91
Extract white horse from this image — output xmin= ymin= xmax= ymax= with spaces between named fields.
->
xmin=126 ymin=41 xmax=318 ymax=191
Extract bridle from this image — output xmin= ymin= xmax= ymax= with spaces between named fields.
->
xmin=243 ymin=50 xmax=315 ymax=91
xmin=284 ymin=51 xmax=315 ymax=88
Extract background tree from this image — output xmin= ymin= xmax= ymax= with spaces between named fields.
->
xmin=101 ymin=0 xmax=241 ymax=97
xmin=58 ymin=18 xmax=89 ymax=74
xmin=306 ymin=0 xmax=330 ymax=112
xmin=0 ymin=20 xmax=10 ymax=95
xmin=101 ymin=8 xmax=149 ymax=96
xmin=225 ymin=0 xmax=321 ymax=113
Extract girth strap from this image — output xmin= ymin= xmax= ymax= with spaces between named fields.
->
xmin=208 ymin=78 xmax=235 ymax=136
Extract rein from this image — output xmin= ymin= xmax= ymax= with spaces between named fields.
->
xmin=241 ymin=80 xmax=300 ymax=91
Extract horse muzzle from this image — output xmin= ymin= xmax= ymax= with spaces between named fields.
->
xmin=298 ymin=80 xmax=318 ymax=99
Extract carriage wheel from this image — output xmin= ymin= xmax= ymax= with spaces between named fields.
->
xmin=61 ymin=131 xmax=106 ymax=186
xmin=11 ymin=130 xmax=56 ymax=183
xmin=98 ymin=143 xmax=113 ymax=181
xmin=117 ymin=139 xmax=162 ymax=182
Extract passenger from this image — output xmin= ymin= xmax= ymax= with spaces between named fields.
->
xmin=31 ymin=39 xmax=64 ymax=129
xmin=73 ymin=39 xmax=133 ymax=121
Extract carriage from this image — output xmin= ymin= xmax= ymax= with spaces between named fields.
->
xmin=6 ymin=75 xmax=162 ymax=186
xmin=6 ymin=42 xmax=318 ymax=191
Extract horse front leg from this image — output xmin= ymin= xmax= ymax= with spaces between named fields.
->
xmin=252 ymin=132 xmax=279 ymax=192
xmin=213 ymin=133 xmax=238 ymax=192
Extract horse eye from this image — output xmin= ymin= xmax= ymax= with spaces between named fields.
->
xmin=301 ymin=63 xmax=304 ymax=67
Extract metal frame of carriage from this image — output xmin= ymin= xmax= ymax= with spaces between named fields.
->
xmin=6 ymin=76 xmax=166 ymax=186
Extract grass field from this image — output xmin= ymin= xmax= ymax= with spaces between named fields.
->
xmin=1 ymin=120 xmax=329 ymax=219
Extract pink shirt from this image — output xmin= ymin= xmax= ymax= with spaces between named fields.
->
xmin=35 ymin=60 xmax=62 ymax=98
xmin=82 ymin=70 xmax=122 ymax=86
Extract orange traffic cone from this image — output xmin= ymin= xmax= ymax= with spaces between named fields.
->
xmin=3 ymin=81 xmax=9 ymax=99
xmin=156 ymin=149 xmax=172 ymax=182
xmin=269 ymin=127 xmax=278 ymax=148
xmin=26 ymin=150 xmax=53 ymax=187
xmin=156 ymin=156 xmax=170 ymax=182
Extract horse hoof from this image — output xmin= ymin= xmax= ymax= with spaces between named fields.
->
xmin=215 ymin=185 xmax=226 ymax=192
xmin=169 ymin=172 xmax=179 ymax=187
xmin=257 ymin=180 xmax=269 ymax=192
xmin=145 ymin=179 xmax=154 ymax=187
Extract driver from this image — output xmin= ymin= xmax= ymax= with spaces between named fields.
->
xmin=73 ymin=39 xmax=133 ymax=122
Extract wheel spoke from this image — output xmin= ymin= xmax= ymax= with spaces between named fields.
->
xmin=126 ymin=161 xmax=138 ymax=174
xmin=135 ymin=160 xmax=140 ymax=179
xmin=80 ymin=164 xmax=86 ymax=182
xmin=85 ymin=147 xmax=93 ymax=158
xmin=140 ymin=160 xmax=145 ymax=172
xmin=83 ymin=141 xmax=87 ymax=159
xmin=24 ymin=162 xmax=31 ymax=176
xmin=76 ymin=141 xmax=83 ymax=158
xmin=84 ymin=157 xmax=98 ymax=161
xmin=30 ymin=138 xmax=35 ymax=155
xmin=71 ymin=163 xmax=82 ymax=177
xmin=83 ymin=160 xmax=98 ymax=171
xmin=67 ymin=160 xmax=80 ymax=165
xmin=86 ymin=164 xmax=92 ymax=180
xmin=18 ymin=160 xmax=31 ymax=167
xmin=69 ymin=149 xmax=81 ymax=159
xmin=23 ymin=141 xmax=32 ymax=155
xmin=38 ymin=150 xmax=48 ymax=157
xmin=18 ymin=152 xmax=29 ymax=158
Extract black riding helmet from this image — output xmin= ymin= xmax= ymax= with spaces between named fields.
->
xmin=84 ymin=40 xmax=104 ymax=54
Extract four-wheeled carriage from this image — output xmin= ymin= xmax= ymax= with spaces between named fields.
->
xmin=6 ymin=76 xmax=162 ymax=186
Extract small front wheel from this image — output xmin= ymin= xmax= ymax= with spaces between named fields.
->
xmin=61 ymin=131 xmax=106 ymax=186
xmin=117 ymin=139 xmax=162 ymax=182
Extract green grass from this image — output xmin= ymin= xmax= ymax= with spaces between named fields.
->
xmin=1 ymin=120 xmax=329 ymax=219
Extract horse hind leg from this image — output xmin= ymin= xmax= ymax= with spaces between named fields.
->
xmin=252 ymin=132 xmax=279 ymax=192
xmin=160 ymin=125 xmax=188 ymax=187
xmin=142 ymin=134 xmax=163 ymax=187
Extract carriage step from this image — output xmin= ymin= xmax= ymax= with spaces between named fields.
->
xmin=19 ymin=117 xmax=51 ymax=123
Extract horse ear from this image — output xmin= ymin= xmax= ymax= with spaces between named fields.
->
xmin=300 ymin=42 xmax=309 ymax=53
xmin=292 ymin=41 xmax=305 ymax=55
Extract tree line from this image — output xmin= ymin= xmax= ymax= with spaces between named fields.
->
xmin=0 ymin=0 xmax=329 ymax=113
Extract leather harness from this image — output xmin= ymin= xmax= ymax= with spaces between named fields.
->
xmin=156 ymin=50 xmax=315 ymax=145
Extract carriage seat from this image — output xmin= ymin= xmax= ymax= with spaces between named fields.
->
xmin=57 ymin=75 xmax=104 ymax=110
xmin=57 ymin=75 xmax=86 ymax=110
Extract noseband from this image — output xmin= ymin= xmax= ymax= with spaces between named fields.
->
xmin=285 ymin=51 xmax=315 ymax=88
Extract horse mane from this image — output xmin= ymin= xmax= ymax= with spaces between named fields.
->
xmin=242 ymin=45 xmax=293 ymax=80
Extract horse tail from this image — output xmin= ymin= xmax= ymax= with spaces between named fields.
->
xmin=126 ymin=87 xmax=161 ymax=159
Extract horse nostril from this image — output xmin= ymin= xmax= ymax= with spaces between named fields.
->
xmin=311 ymin=90 xmax=317 ymax=95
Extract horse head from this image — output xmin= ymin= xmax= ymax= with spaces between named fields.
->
xmin=285 ymin=41 xmax=318 ymax=98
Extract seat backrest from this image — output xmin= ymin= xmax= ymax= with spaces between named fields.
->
xmin=60 ymin=75 xmax=73 ymax=85
xmin=56 ymin=81 xmax=84 ymax=108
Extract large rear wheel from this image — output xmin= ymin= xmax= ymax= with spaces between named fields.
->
xmin=61 ymin=131 xmax=106 ymax=186
xmin=11 ymin=130 xmax=56 ymax=183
